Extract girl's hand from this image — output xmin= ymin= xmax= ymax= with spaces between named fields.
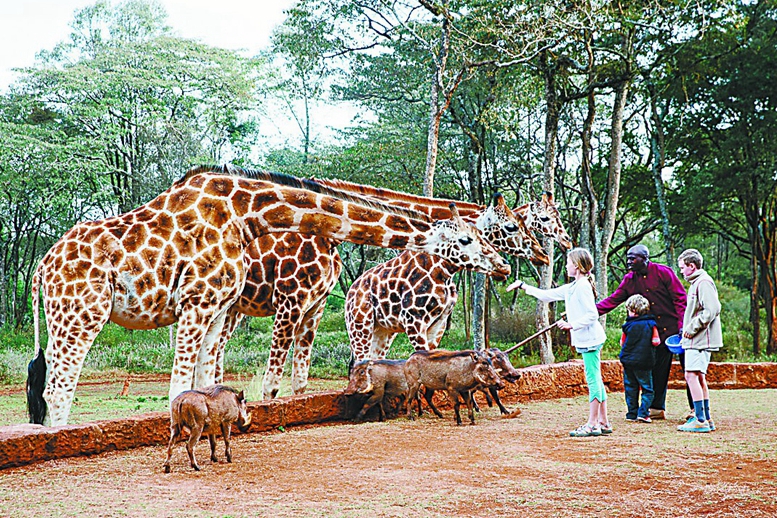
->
xmin=506 ymin=280 xmax=525 ymax=292
xmin=556 ymin=319 xmax=572 ymax=330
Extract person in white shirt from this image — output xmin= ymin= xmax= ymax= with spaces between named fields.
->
xmin=508 ymin=247 xmax=610 ymax=437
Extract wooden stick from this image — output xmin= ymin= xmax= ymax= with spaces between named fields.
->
xmin=504 ymin=312 xmax=567 ymax=355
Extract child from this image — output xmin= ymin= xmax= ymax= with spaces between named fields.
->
xmin=676 ymin=249 xmax=722 ymax=433
xmin=508 ymin=247 xmax=609 ymax=437
xmin=619 ymin=295 xmax=660 ymax=423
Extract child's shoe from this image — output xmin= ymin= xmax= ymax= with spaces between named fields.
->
xmin=677 ymin=417 xmax=711 ymax=433
xmin=636 ymin=416 xmax=652 ymax=423
xmin=708 ymin=419 xmax=716 ymax=431
xmin=569 ymin=424 xmax=602 ymax=437
xmin=680 ymin=410 xmax=696 ymax=424
xmin=600 ymin=423 xmax=613 ymax=435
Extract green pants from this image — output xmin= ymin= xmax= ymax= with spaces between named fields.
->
xmin=582 ymin=347 xmax=607 ymax=403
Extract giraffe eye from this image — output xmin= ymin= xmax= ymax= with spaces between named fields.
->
xmin=505 ymin=223 xmax=518 ymax=233
xmin=540 ymin=217 xmax=550 ymax=222
xmin=459 ymin=237 xmax=472 ymax=246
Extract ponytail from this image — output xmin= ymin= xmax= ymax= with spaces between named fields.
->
xmin=586 ymin=272 xmax=598 ymax=299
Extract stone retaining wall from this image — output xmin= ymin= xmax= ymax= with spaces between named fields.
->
xmin=2 ymin=360 xmax=775 ymax=470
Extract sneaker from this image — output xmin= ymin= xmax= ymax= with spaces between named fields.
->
xmin=677 ymin=417 xmax=711 ymax=433
xmin=637 ymin=416 xmax=652 ymax=423
xmin=570 ymin=424 xmax=602 ymax=437
xmin=648 ymin=409 xmax=666 ymax=420
xmin=708 ymin=419 xmax=716 ymax=432
xmin=600 ymin=423 xmax=613 ymax=435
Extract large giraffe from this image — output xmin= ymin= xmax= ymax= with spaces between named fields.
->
xmin=210 ymin=176 xmax=546 ymax=399
xmin=27 ymin=166 xmax=509 ymax=426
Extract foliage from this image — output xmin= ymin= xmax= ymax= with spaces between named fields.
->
xmin=2 ymin=0 xmax=776 ymax=359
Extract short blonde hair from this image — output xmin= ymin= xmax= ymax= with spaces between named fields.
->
xmin=625 ymin=294 xmax=650 ymax=316
xmin=678 ymin=248 xmax=703 ymax=269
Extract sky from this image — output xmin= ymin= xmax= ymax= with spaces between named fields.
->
xmin=0 ymin=0 xmax=296 ymax=92
xmin=0 ymin=0 xmax=356 ymax=150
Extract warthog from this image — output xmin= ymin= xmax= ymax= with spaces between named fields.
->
xmin=344 ymin=359 xmax=409 ymax=421
xmin=404 ymin=349 xmax=504 ymax=425
xmin=163 ymin=384 xmax=252 ymax=473
xmin=476 ymin=348 xmax=523 ymax=415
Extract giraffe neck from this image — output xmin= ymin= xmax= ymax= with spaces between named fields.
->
xmin=173 ymin=173 xmax=433 ymax=251
xmin=313 ymin=177 xmax=485 ymax=219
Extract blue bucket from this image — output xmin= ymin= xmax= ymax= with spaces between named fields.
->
xmin=665 ymin=334 xmax=683 ymax=354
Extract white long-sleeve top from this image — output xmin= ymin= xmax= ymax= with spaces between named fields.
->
xmin=523 ymin=278 xmax=607 ymax=351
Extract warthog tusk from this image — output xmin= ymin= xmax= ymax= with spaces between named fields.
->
xmin=358 ymin=382 xmax=374 ymax=394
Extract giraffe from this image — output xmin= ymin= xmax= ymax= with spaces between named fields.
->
xmin=211 ymin=233 xmax=343 ymax=400
xmin=26 ymin=166 xmax=509 ymax=426
xmin=209 ymin=178 xmax=546 ymax=400
xmin=514 ymin=192 xmax=573 ymax=249
xmin=316 ymin=189 xmax=551 ymax=363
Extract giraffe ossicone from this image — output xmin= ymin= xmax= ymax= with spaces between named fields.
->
xmin=26 ymin=166 xmax=507 ymax=426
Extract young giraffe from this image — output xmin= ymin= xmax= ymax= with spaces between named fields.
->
xmin=514 ymin=192 xmax=573 ymax=249
xmin=302 ymin=180 xmax=550 ymax=362
xmin=26 ymin=166 xmax=509 ymax=426
xmin=211 ymin=181 xmax=546 ymax=400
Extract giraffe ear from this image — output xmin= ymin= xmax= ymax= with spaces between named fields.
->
xmin=542 ymin=191 xmax=553 ymax=205
xmin=448 ymin=203 xmax=468 ymax=231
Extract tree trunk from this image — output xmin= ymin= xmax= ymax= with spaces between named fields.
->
xmin=647 ymin=80 xmax=674 ymax=266
xmin=537 ymin=51 xmax=560 ymax=365
xmin=472 ymin=273 xmax=487 ymax=351
xmin=750 ymin=246 xmax=761 ymax=356
xmin=422 ymin=16 xmax=450 ymax=197
xmin=595 ymin=80 xmax=630 ymax=321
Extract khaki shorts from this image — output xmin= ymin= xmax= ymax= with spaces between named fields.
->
xmin=684 ymin=349 xmax=712 ymax=374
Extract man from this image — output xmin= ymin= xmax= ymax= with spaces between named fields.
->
xmin=596 ymin=244 xmax=687 ymax=420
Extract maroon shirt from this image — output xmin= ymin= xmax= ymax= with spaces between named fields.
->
xmin=596 ymin=261 xmax=687 ymax=343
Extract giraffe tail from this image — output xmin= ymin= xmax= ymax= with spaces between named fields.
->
xmin=26 ymin=261 xmax=47 ymax=424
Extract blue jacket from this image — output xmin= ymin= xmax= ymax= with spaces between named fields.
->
xmin=620 ymin=314 xmax=659 ymax=370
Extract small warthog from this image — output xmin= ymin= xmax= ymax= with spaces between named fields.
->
xmin=344 ymin=359 xmax=409 ymax=421
xmin=477 ymin=348 xmax=523 ymax=415
xmin=404 ymin=349 xmax=504 ymax=425
xmin=163 ymin=384 xmax=252 ymax=473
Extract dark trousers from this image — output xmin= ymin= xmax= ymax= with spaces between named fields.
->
xmin=623 ymin=367 xmax=654 ymax=419
xmin=651 ymin=346 xmax=695 ymax=412
xmin=650 ymin=344 xmax=672 ymax=411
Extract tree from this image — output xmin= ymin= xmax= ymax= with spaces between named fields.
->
xmin=21 ymin=0 xmax=262 ymax=212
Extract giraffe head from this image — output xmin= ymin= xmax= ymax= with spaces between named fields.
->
xmin=425 ymin=204 xmax=511 ymax=278
xmin=474 ymin=193 xmax=549 ymax=266
xmin=521 ymin=192 xmax=573 ymax=250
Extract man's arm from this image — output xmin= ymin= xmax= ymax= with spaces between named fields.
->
xmin=596 ymin=277 xmax=631 ymax=315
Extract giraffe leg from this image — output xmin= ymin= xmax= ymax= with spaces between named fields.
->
xmin=262 ymin=305 xmax=301 ymax=400
xmin=170 ymin=309 xmax=218 ymax=404
xmin=214 ymin=307 xmax=243 ymax=384
xmin=194 ymin=309 xmax=230 ymax=389
xmin=345 ymin=279 xmax=374 ymax=365
xmin=291 ymin=296 xmax=328 ymax=395
xmin=369 ymin=329 xmax=397 ymax=360
xmin=42 ymin=285 xmax=113 ymax=427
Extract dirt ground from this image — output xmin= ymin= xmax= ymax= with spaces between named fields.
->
xmin=1 ymin=387 xmax=775 ymax=518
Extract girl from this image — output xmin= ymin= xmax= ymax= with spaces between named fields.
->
xmin=507 ymin=247 xmax=610 ymax=437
